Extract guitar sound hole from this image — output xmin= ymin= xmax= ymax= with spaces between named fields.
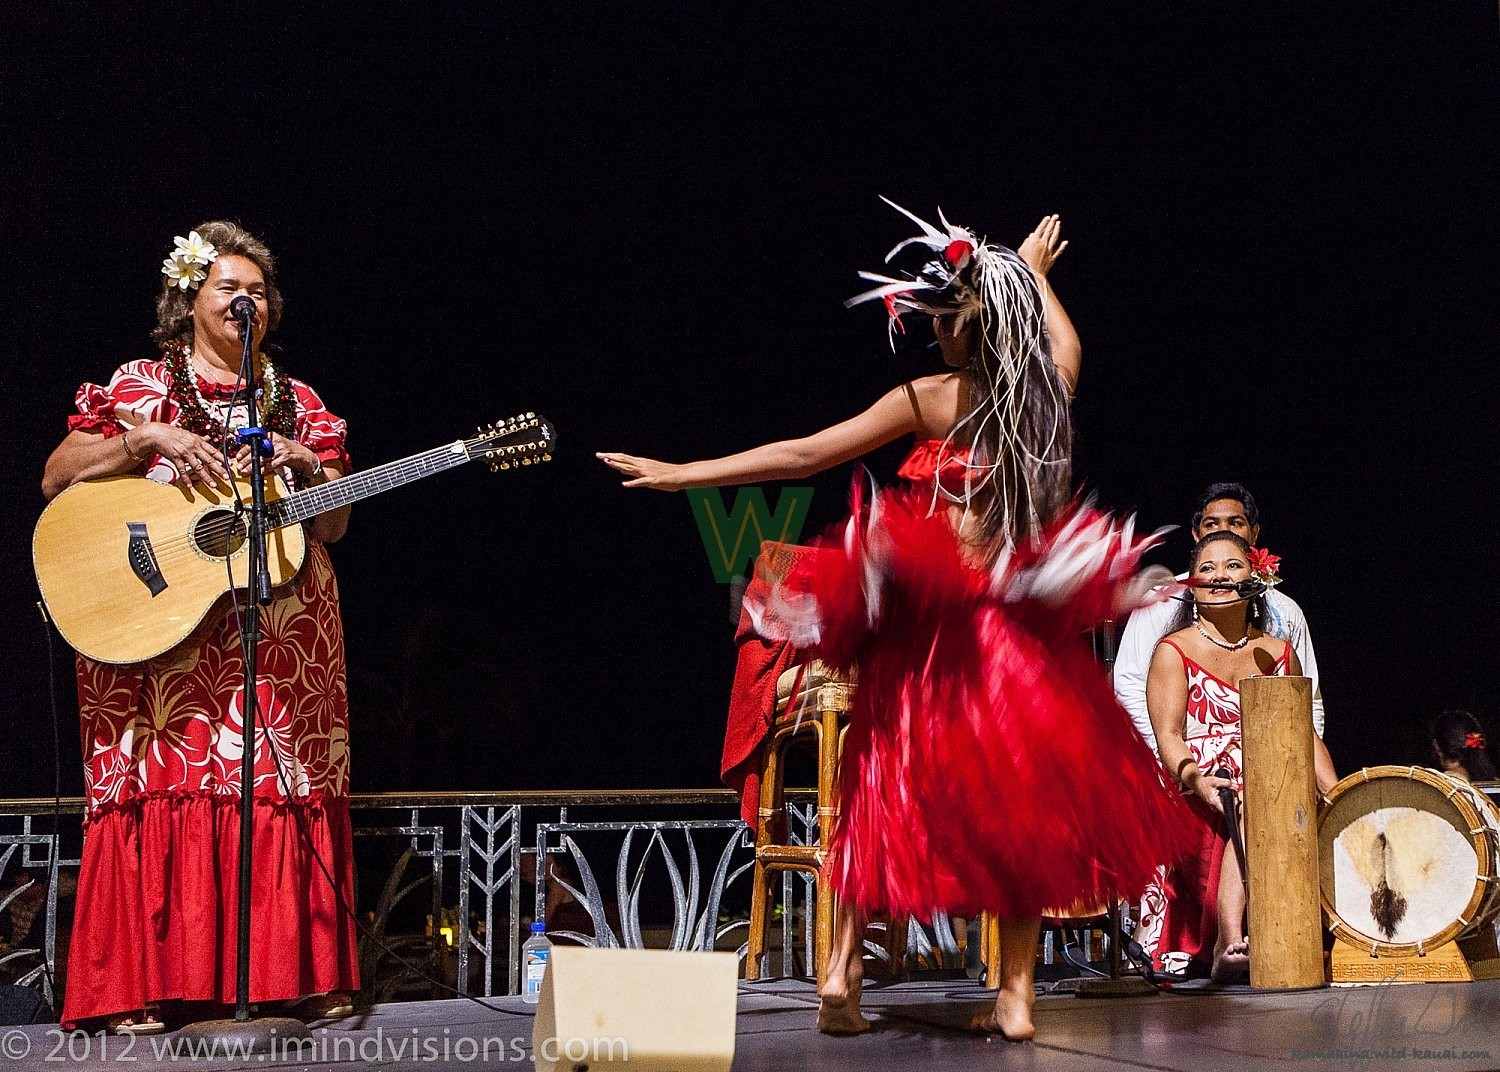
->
xmin=192 ymin=508 xmax=248 ymax=559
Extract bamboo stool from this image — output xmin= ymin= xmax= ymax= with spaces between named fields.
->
xmin=744 ymin=659 xmax=854 ymax=984
xmin=739 ymin=540 xmax=907 ymax=984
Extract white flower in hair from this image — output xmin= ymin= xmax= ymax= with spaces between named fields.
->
xmin=162 ymin=253 xmax=209 ymax=291
xmin=172 ymin=231 xmax=219 ymax=266
xmin=161 ymin=230 xmax=219 ymax=291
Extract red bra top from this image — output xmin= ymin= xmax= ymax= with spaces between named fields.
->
xmin=897 ymin=439 xmax=976 ymax=491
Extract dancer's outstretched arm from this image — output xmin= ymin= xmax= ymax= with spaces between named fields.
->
xmin=598 ymin=379 xmax=928 ymax=491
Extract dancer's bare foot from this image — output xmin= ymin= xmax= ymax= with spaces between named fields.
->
xmin=817 ymin=995 xmax=870 ymax=1036
xmin=1211 ymin=938 xmax=1250 ymax=983
xmin=970 ymin=986 xmax=1034 ymax=1041
xmin=816 ymin=960 xmax=869 ymax=1035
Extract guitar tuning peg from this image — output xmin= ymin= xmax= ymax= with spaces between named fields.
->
xmin=499 ymin=461 xmax=511 ymax=470
xmin=541 ymin=454 xmax=552 ymax=462
xmin=525 ymin=412 xmax=534 ymax=419
xmin=521 ymin=457 xmax=532 ymax=466
xmin=485 ymin=450 xmax=495 ymax=459
xmin=488 ymin=462 xmax=498 ymax=472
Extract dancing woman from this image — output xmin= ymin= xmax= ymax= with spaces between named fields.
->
xmin=601 ymin=203 xmax=1190 ymax=1040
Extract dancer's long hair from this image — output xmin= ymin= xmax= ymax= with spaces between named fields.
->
xmin=943 ymin=247 xmax=1072 ymax=553
xmin=846 ymin=201 xmax=1073 ymax=558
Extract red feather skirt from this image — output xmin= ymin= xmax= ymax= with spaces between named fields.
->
xmin=758 ymin=487 xmax=1194 ymax=919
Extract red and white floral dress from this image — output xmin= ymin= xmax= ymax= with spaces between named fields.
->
xmin=61 ymin=358 xmax=358 ymax=1025
xmin=1136 ymin=637 xmax=1291 ymax=967
xmin=748 ymin=443 xmax=1195 ymax=919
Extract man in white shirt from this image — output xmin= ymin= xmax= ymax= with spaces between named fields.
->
xmin=1112 ymin=482 xmax=1326 ymax=751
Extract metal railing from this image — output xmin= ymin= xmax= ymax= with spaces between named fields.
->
xmin=0 ymin=789 xmax=822 ymax=1006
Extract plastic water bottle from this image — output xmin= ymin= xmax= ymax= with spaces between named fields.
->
xmin=522 ymin=921 xmax=551 ymax=1004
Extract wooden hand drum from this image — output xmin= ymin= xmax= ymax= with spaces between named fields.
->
xmin=1319 ymin=766 xmax=1500 ymax=981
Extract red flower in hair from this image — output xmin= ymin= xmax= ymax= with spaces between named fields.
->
xmin=1466 ymin=731 xmax=1487 ymax=749
xmin=943 ymin=239 xmax=974 ymax=268
xmin=1246 ymin=547 xmax=1281 ymax=577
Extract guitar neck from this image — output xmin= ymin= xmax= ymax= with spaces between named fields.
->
xmin=269 ymin=441 xmax=472 ymax=528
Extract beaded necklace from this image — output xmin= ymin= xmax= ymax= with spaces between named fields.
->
xmin=161 ymin=339 xmax=297 ymax=451
xmin=1194 ymin=621 xmax=1250 ymax=651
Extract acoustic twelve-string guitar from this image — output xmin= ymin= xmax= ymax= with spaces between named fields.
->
xmin=33 ymin=413 xmax=553 ymax=665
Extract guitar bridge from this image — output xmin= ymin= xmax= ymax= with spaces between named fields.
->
xmin=126 ymin=522 xmax=167 ymax=597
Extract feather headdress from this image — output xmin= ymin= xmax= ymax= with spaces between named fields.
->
xmin=846 ymin=198 xmax=1072 ymax=550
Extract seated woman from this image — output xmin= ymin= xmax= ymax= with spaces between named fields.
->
xmin=1145 ymin=531 xmax=1337 ymax=980
xmin=1432 ymin=710 xmax=1498 ymax=783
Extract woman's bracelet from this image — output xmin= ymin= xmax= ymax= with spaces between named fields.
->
xmin=1174 ymin=757 xmax=1198 ymax=787
xmin=121 ymin=429 xmax=141 ymax=461
xmin=307 ymin=454 xmax=324 ymax=479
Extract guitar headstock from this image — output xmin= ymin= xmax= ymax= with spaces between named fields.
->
xmin=466 ymin=413 xmax=555 ymax=472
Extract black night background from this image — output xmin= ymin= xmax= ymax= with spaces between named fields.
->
xmin=3 ymin=3 xmax=1497 ymax=800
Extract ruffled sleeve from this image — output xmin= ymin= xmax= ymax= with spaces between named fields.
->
xmin=290 ymin=377 xmax=352 ymax=473
xmin=67 ymin=360 xmax=174 ymax=437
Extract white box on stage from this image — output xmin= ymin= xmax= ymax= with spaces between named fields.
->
xmin=532 ymin=947 xmax=738 ymax=1072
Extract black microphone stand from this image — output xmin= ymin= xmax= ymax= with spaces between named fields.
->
xmin=233 ymin=297 xmax=271 ymax=1023
xmin=1215 ymin=768 xmax=1249 ymax=886
xmin=177 ymin=300 xmax=307 ymax=1050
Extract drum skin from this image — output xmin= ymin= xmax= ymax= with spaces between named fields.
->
xmin=1318 ymin=766 xmax=1500 ymax=956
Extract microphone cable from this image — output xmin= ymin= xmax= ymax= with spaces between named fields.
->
xmin=32 ymin=601 xmax=65 ymax=1005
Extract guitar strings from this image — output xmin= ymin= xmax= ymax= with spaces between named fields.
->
xmin=140 ymin=436 xmax=548 ymax=558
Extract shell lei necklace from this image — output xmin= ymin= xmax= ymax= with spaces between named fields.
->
xmin=1195 ymin=620 xmax=1250 ymax=651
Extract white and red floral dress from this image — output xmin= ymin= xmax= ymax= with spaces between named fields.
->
xmin=61 ymin=357 xmax=358 ymax=1025
xmin=1136 ymin=637 xmax=1291 ymax=967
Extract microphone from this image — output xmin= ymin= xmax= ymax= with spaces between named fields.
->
xmin=229 ymin=295 xmax=256 ymax=325
xmin=1213 ymin=767 xmax=1236 ymax=816
xmin=1175 ymin=578 xmax=1265 ymax=598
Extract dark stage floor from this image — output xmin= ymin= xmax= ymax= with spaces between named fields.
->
xmin=6 ymin=976 xmax=1498 ymax=1071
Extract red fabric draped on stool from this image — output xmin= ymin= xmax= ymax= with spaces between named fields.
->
xmin=66 ymin=798 xmax=358 ymax=1021
xmin=722 ymin=543 xmax=831 ymax=827
xmin=722 ymin=572 xmax=800 ymax=827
